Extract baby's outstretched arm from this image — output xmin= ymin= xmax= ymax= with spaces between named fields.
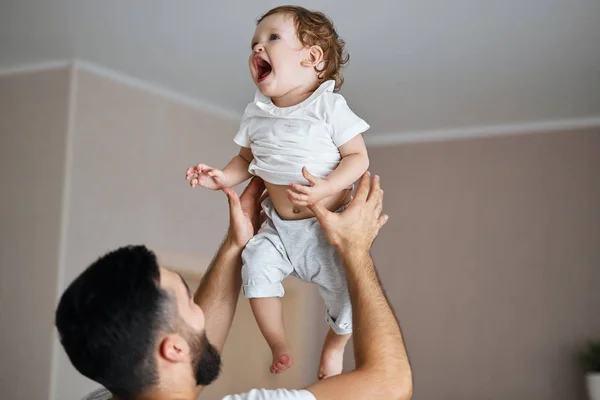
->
xmin=288 ymin=135 xmax=369 ymax=206
xmin=186 ymin=147 xmax=254 ymax=190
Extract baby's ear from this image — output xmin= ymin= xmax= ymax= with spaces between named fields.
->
xmin=301 ymin=45 xmax=324 ymax=67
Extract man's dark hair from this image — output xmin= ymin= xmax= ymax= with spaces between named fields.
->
xmin=55 ymin=245 xmax=172 ymax=399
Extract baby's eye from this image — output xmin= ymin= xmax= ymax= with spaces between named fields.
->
xmin=269 ymin=34 xmax=279 ymax=41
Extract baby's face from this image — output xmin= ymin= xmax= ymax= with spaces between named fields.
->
xmin=249 ymin=13 xmax=313 ymax=98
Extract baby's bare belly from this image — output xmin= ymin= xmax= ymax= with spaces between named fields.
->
xmin=265 ymin=182 xmax=351 ymax=220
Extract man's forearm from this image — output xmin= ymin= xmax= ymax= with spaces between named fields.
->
xmin=308 ymin=250 xmax=412 ymax=399
xmin=193 ymin=238 xmax=243 ymax=352
xmin=342 ymin=250 xmax=410 ymax=375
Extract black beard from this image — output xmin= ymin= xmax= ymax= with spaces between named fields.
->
xmin=191 ymin=332 xmax=222 ymax=386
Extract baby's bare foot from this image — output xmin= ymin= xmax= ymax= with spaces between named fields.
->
xmin=270 ymin=343 xmax=294 ymax=374
xmin=318 ymin=346 xmax=344 ymax=380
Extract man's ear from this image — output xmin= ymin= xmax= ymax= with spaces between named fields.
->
xmin=159 ymin=334 xmax=189 ymax=363
xmin=301 ymin=45 xmax=324 ymax=67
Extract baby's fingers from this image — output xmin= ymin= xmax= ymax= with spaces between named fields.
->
xmin=289 ymin=183 xmax=311 ymax=195
xmin=287 ymin=189 xmax=309 ymax=204
xmin=185 ymin=166 xmax=200 ymax=179
xmin=186 ymin=163 xmax=208 ymax=179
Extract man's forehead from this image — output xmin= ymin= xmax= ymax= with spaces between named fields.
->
xmin=159 ymin=266 xmax=191 ymax=296
xmin=158 ymin=265 xmax=170 ymax=278
xmin=158 ymin=266 xmax=177 ymax=286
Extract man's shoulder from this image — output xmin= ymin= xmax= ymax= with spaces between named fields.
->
xmin=221 ymin=388 xmax=316 ymax=400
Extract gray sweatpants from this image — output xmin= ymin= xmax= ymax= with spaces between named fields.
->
xmin=241 ymin=198 xmax=352 ymax=335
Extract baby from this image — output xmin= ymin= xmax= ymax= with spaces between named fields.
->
xmin=186 ymin=6 xmax=370 ymax=380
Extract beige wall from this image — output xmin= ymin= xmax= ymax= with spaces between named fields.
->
xmin=53 ymin=69 xmax=323 ymax=399
xmin=3 ymin=65 xmax=599 ymax=400
xmin=54 ymin=68 xmax=241 ymax=398
xmin=0 ymin=69 xmax=70 ymax=400
xmin=363 ymin=129 xmax=600 ymax=399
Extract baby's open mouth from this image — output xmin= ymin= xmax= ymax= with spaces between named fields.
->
xmin=255 ymin=57 xmax=272 ymax=82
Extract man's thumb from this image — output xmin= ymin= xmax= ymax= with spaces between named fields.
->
xmin=222 ymin=187 xmax=240 ymax=208
xmin=308 ymin=200 xmax=328 ymax=220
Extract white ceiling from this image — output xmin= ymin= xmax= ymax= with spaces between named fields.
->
xmin=1 ymin=0 xmax=599 ymax=137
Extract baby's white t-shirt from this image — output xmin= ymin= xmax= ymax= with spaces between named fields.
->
xmin=233 ymin=80 xmax=369 ymax=185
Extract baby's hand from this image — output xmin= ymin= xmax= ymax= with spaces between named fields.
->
xmin=186 ymin=163 xmax=228 ymax=190
xmin=287 ymin=167 xmax=331 ymax=206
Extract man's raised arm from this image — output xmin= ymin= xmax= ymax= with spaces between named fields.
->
xmin=193 ymin=177 xmax=265 ymax=353
xmin=306 ymin=173 xmax=413 ymax=400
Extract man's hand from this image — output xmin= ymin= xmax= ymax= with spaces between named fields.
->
xmin=287 ymin=167 xmax=332 ymax=206
xmin=221 ymin=177 xmax=266 ymax=249
xmin=186 ymin=163 xmax=229 ymax=190
xmin=305 ymin=172 xmax=413 ymax=400
xmin=308 ymin=172 xmax=388 ymax=254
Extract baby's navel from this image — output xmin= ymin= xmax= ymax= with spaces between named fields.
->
xmin=293 ymin=206 xmax=300 ymax=214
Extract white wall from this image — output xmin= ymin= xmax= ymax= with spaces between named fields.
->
xmin=0 ymin=68 xmax=71 ymax=400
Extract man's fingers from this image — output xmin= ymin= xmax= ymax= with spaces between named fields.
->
xmin=258 ymin=189 xmax=269 ymax=204
xmin=368 ymin=175 xmax=386 ymax=229
xmin=373 ymin=188 xmax=384 ymax=217
xmin=353 ymin=172 xmax=371 ymax=203
xmin=377 ymin=214 xmax=389 ymax=230
xmin=258 ymin=209 xmax=267 ymax=226
xmin=241 ymin=177 xmax=265 ymax=201
xmin=223 ymin=187 xmax=247 ymax=229
xmin=367 ymin=174 xmax=381 ymax=204
xmin=222 ymin=187 xmax=240 ymax=208
xmin=307 ymin=200 xmax=330 ymax=221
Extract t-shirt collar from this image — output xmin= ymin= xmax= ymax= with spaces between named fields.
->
xmin=253 ymin=80 xmax=335 ymax=115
